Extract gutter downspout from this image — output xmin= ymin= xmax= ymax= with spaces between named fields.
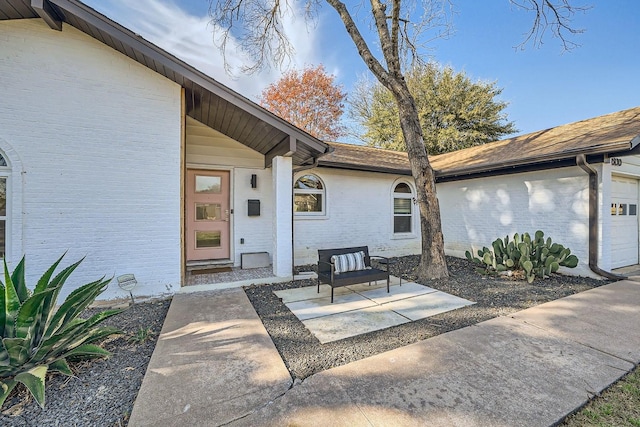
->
xmin=290 ymin=157 xmax=321 ymax=276
xmin=576 ymin=154 xmax=626 ymax=280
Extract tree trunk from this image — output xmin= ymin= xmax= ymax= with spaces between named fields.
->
xmin=395 ymin=88 xmax=449 ymax=279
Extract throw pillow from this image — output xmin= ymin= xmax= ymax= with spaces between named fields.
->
xmin=331 ymin=251 xmax=366 ymax=274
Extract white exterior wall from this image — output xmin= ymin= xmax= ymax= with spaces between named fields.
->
xmin=294 ymin=167 xmax=420 ymax=265
xmin=233 ymin=167 xmax=274 ymax=264
xmin=0 ymin=20 xmax=182 ymax=300
xmin=438 ymin=166 xmax=595 ymax=277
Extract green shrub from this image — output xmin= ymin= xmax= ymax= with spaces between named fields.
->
xmin=0 ymin=254 xmax=123 ymax=409
xmin=465 ymin=231 xmax=579 ymax=283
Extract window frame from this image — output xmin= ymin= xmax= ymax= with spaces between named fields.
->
xmin=391 ymin=179 xmax=417 ymax=239
xmin=293 ymin=173 xmax=326 ymax=218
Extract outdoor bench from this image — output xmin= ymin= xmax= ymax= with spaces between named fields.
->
xmin=317 ymin=246 xmax=390 ymax=303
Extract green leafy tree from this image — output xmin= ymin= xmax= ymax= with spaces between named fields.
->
xmin=351 ymin=62 xmax=518 ymax=154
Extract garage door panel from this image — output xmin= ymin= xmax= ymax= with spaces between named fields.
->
xmin=611 ymin=176 xmax=639 ymax=269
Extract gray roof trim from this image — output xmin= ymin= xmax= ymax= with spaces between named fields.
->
xmin=31 ymin=0 xmax=62 ymax=30
xmin=318 ymin=161 xmax=412 ymax=176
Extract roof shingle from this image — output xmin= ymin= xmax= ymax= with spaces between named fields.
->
xmin=320 ymin=107 xmax=640 ymax=179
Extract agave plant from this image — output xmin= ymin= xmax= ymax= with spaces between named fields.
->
xmin=0 ymin=254 xmax=123 ymax=409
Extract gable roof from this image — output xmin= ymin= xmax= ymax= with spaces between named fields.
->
xmin=320 ymin=106 xmax=640 ymax=180
xmin=0 ymin=0 xmax=330 ymax=167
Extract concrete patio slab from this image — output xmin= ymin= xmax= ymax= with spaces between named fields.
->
xmin=345 ymin=275 xmax=402 ymax=292
xmin=384 ymin=290 xmax=474 ymax=321
xmin=275 ymin=283 xmax=351 ymax=303
xmin=302 ymin=304 xmax=411 ymax=343
xmin=359 ymin=281 xmax=437 ymax=304
xmin=285 ymin=292 xmax=378 ymax=321
xmin=128 ymin=288 xmax=292 ymax=427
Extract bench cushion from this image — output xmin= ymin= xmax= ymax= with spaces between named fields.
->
xmin=331 ymin=251 xmax=366 ymax=274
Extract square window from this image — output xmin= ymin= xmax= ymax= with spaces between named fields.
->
xmin=195 ymin=231 xmax=221 ymax=248
xmin=619 ymin=204 xmax=627 ymax=215
xmin=394 ymin=216 xmax=412 ymax=233
xmin=294 ymin=194 xmax=323 ymax=213
xmin=611 ymin=203 xmax=617 ymax=215
xmin=196 ymin=203 xmax=221 ymax=221
xmin=394 ymin=198 xmax=412 ymax=215
xmin=195 ymin=176 xmax=222 ymax=194
xmin=630 ymin=204 xmax=637 ymax=216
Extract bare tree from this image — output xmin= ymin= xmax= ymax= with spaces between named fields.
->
xmin=511 ymin=0 xmax=590 ymax=50
xmin=209 ymin=0 xmax=587 ymax=280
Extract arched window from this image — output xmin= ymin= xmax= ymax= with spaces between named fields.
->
xmin=0 ymin=153 xmax=9 ymax=258
xmin=393 ymin=182 xmax=413 ymax=234
xmin=294 ymin=174 xmax=325 ymax=215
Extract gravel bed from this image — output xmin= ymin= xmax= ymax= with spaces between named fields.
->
xmin=0 ymin=298 xmax=171 ymax=427
xmin=0 ymin=255 xmax=609 ymax=425
xmin=245 ymin=255 xmax=609 ymax=380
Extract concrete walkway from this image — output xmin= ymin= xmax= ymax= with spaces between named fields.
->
xmin=129 ymin=280 xmax=640 ymax=427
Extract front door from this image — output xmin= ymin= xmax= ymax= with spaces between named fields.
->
xmin=186 ymin=169 xmax=230 ymax=261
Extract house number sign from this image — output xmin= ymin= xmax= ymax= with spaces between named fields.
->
xmin=610 ymin=157 xmax=623 ymax=166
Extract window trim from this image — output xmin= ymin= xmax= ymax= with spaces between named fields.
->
xmin=0 ymin=152 xmax=10 ymax=259
xmin=293 ymin=173 xmax=327 ymax=218
xmin=391 ymin=179 xmax=417 ymax=239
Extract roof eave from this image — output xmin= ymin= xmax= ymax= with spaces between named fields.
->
xmin=435 ymin=140 xmax=634 ymax=179
xmin=317 ymin=161 xmax=412 ymax=176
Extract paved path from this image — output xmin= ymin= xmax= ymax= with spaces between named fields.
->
xmin=129 ymin=280 xmax=640 ymax=427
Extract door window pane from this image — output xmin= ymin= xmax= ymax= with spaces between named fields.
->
xmin=195 ymin=231 xmax=221 ymax=248
xmin=196 ymin=203 xmax=221 ymax=221
xmin=630 ymin=204 xmax=637 ymax=216
xmin=619 ymin=203 xmax=627 ymax=215
xmin=195 ymin=176 xmax=221 ymax=194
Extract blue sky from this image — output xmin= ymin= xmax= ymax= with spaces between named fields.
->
xmin=84 ymin=0 xmax=639 ymax=140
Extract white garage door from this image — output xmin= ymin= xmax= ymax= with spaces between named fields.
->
xmin=611 ymin=176 xmax=639 ymax=268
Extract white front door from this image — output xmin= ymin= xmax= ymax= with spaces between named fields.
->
xmin=611 ymin=175 xmax=639 ymax=268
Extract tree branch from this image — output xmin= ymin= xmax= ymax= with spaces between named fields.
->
xmin=324 ymin=0 xmax=392 ymax=88
xmin=510 ymin=0 xmax=590 ymax=50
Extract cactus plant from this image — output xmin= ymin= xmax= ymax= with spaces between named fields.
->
xmin=466 ymin=231 xmax=579 ymax=282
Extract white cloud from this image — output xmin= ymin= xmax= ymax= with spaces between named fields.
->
xmin=86 ymin=0 xmax=327 ymax=100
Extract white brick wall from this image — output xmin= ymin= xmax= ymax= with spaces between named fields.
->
xmin=232 ymin=167 xmax=274 ymax=265
xmin=438 ymin=166 xmax=594 ymax=277
xmin=294 ymin=167 xmax=421 ymax=265
xmin=0 ymin=20 xmax=182 ymax=300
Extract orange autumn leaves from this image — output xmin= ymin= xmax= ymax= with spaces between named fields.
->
xmin=259 ymin=65 xmax=346 ymax=141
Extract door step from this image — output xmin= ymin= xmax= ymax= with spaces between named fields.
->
xmin=186 ymin=259 xmax=234 ymax=273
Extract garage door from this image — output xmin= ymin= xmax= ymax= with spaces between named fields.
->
xmin=611 ymin=176 xmax=639 ymax=268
